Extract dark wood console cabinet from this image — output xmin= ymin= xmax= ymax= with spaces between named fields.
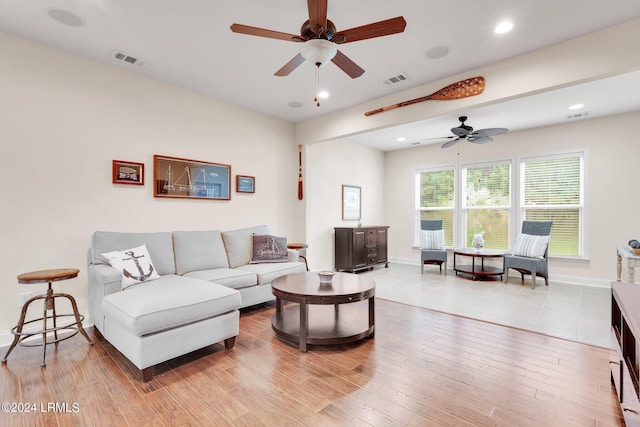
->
xmin=611 ymin=281 xmax=640 ymax=426
xmin=334 ymin=226 xmax=389 ymax=272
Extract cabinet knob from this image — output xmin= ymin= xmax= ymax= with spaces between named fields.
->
xmin=621 ymin=403 xmax=639 ymax=414
xmin=609 ymin=358 xmax=621 ymax=365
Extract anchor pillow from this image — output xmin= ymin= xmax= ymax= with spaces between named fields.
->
xmin=102 ymin=244 xmax=161 ymax=289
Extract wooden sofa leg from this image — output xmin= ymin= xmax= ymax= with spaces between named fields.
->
xmin=224 ymin=336 xmax=237 ymax=350
xmin=141 ymin=366 xmax=154 ymax=382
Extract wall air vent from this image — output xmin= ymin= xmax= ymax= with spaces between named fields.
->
xmin=567 ymin=111 xmax=590 ymax=119
xmin=112 ymin=50 xmax=146 ymax=67
xmin=383 ymin=73 xmax=409 ymax=85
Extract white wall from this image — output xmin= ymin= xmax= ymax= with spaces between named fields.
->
xmin=0 ymin=33 xmax=303 ymax=342
xmin=384 ymin=112 xmax=640 ymax=286
xmin=306 ymin=140 xmax=385 ymax=271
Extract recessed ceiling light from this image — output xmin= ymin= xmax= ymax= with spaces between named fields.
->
xmin=569 ymin=103 xmax=585 ymax=110
xmin=318 ymin=91 xmax=329 ymax=99
xmin=397 ymin=137 xmax=406 ymax=142
xmin=47 ymin=8 xmax=85 ymax=27
xmin=494 ymin=21 xmax=513 ymax=34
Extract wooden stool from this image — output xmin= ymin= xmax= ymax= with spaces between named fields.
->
xmin=2 ymin=268 xmax=93 ymax=367
xmin=287 ymin=243 xmax=309 ymax=271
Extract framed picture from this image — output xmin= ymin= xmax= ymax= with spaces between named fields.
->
xmin=342 ymin=185 xmax=361 ymax=221
xmin=112 ymin=160 xmax=144 ymax=185
xmin=153 ymin=155 xmax=231 ymax=200
xmin=236 ymin=175 xmax=255 ymax=193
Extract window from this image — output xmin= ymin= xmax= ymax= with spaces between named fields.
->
xmin=520 ymin=153 xmax=584 ymax=257
xmin=462 ymin=161 xmax=511 ymax=250
xmin=416 ymin=167 xmax=454 ymax=246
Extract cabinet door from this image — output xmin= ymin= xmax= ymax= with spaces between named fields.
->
xmin=353 ymin=230 xmax=368 ymax=269
xmin=376 ymin=229 xmax=388 ymax=262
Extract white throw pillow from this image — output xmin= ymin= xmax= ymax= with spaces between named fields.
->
xmin=420 ymin=229 xmax=444 ymax=250
xmin=512 ymin=234 xmax=550 ymax=259
xmin=102 ymin=244 xmax=160 ymax=289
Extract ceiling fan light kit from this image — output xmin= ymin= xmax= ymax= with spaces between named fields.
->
xmin=300 ymin=39 xmax=337 ymax=66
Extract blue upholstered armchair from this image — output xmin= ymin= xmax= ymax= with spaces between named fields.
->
xmin=504 ymin=220 xmax=552 ymax=289
xmin=420 ymin=220 xmax=448 ymax=275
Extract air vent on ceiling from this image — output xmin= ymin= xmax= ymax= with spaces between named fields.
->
xmin=383 ymin=73 xmax=409 ymax=85
xmin=567 ymin=111 xmax=590 ymax=119
xmin=112 ymin=50 xmax=146 ymax=67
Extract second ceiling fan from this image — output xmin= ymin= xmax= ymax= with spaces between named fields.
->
xmin=440 ymin=116 xmax=509 ymax=148
xmin=230 ymin=0 xmax=406 ymax=78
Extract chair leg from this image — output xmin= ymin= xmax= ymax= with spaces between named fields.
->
xmin=531 ymin=269 xmax=537 ymax=289
xmin=504 ymin=268 xmax=509 ymax=284
xmin=444 ymin=262 xmax=447 ymax=277
xmin=421 ymin=262 xmax=424 ymax=274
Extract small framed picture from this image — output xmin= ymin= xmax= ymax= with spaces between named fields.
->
xmin=236 ymin=175 xmax=255 ymax=193
xmin=342 ymin=185 xmax=361 ymax=221
xmin=112 ymin=160 xmax=144 ymax=185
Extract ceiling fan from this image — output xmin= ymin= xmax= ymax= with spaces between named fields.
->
xmin=230 ymin=0 xmax=406 ymax=79
xmin=440 ymin=116 xmax=508 ymax=148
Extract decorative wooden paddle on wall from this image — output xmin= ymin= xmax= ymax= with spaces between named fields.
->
xmin=364 ymin=76 xmax=485 ymax=116
xmin=298 ymin=144 xmax=303 ymax=200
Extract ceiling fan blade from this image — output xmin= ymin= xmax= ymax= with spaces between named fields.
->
xmin=468 ymin=136 xmax=493 ymax=144
xmin=473 ymin=128 xmax=509 ymax=137
xmin=331 ymin=50 xmax=365 ymax=78
xmin=274 ymin=53 xmax=306 ymax=76
xmin=334 ymin=16 xmax=406 ymax=44
xmin=230 ymin=23 xmax=302 ymax=42
xmin=451 ymin=127 xmax=471 ymax=137
xmin=307 ymin=0 xmax=328 ymax=35
xmin=441 ymin=137 xmax=460 ymax=148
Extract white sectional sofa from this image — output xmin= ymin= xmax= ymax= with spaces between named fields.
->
xmin=87 ymin=225 xmax=306 ymax=381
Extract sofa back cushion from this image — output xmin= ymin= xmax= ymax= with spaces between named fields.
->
xmin=173 ymin=230 xmax=229 ymax=275
xmin=91 ymin=231 xmax=176 ymax=276
xmin=222 ymin=225 xmax=269 ymax=268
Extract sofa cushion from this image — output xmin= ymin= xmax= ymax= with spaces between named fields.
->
xmin=173 ymin=230 xmax=229 ymax=274
xmin=101 ymin=244 xmax=161 ymax=290
xmin=250 ymin=234 xmax=288 ymax=263
xmin=183 ymin=268 xmax=257 ymax=290
xmin=92 ymin=231 xmax=176 ymax=276
xmin=222 ymin=225 xmax=269 ymax=268
xmin=237 ymin=262 xmax=306 ymax=285
xmin=101 ymin=275 xmax=240 ymax=336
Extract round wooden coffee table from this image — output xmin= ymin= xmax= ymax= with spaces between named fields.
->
xmin=271 ymin=272 xmax=375 ymax=352
xmin=453 ymin=248 xmax=506 ymax=281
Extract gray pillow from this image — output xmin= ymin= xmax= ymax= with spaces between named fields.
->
xmin=250 ymin=235 xmax=288 ymax=263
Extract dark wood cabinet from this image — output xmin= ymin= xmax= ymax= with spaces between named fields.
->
xmin=610 ymin=281 xmax=640 ymax=426
xmin=334 ymin=226 xmax=389 ymax=272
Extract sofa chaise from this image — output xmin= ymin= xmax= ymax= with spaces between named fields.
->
xmin=87 ymin=225 xmax=306 ymax=381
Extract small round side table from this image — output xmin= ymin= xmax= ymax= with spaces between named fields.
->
xmin=2 ymin=268 xmax=93 ymax=367
xmin=287 ymin=243 xmax=309 ymax=271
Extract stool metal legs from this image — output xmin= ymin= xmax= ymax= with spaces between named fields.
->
xmin=2 ymin=281 xmax=92 ymax=367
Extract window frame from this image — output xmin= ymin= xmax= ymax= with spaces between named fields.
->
xmin=414 ymin=165 xmax=456 ymax=247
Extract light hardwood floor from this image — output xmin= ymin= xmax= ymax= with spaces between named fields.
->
xmin=0 ymin=298 xmax=623 ymax=426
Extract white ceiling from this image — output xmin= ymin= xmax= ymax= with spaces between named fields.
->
xmin=2 ymin=0 xmax=640 ymax=149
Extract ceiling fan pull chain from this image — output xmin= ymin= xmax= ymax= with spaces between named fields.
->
xmin=315 ymin=62 xmax=321 ymax=107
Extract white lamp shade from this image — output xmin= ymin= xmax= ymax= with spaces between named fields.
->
xmin=300 ymin=39 xmax=337 ymax=67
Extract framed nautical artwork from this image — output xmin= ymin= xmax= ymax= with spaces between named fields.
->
xmin=112 ymin=160 xmax=144 ymax=185
xmin=236 ymin=175 xmax=255 ymax=193
xmin=153 ymin=155 xmax=231 ymax=200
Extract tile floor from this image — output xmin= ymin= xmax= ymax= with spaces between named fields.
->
xmin=360 ymin=262 xmax=611 ymax=348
